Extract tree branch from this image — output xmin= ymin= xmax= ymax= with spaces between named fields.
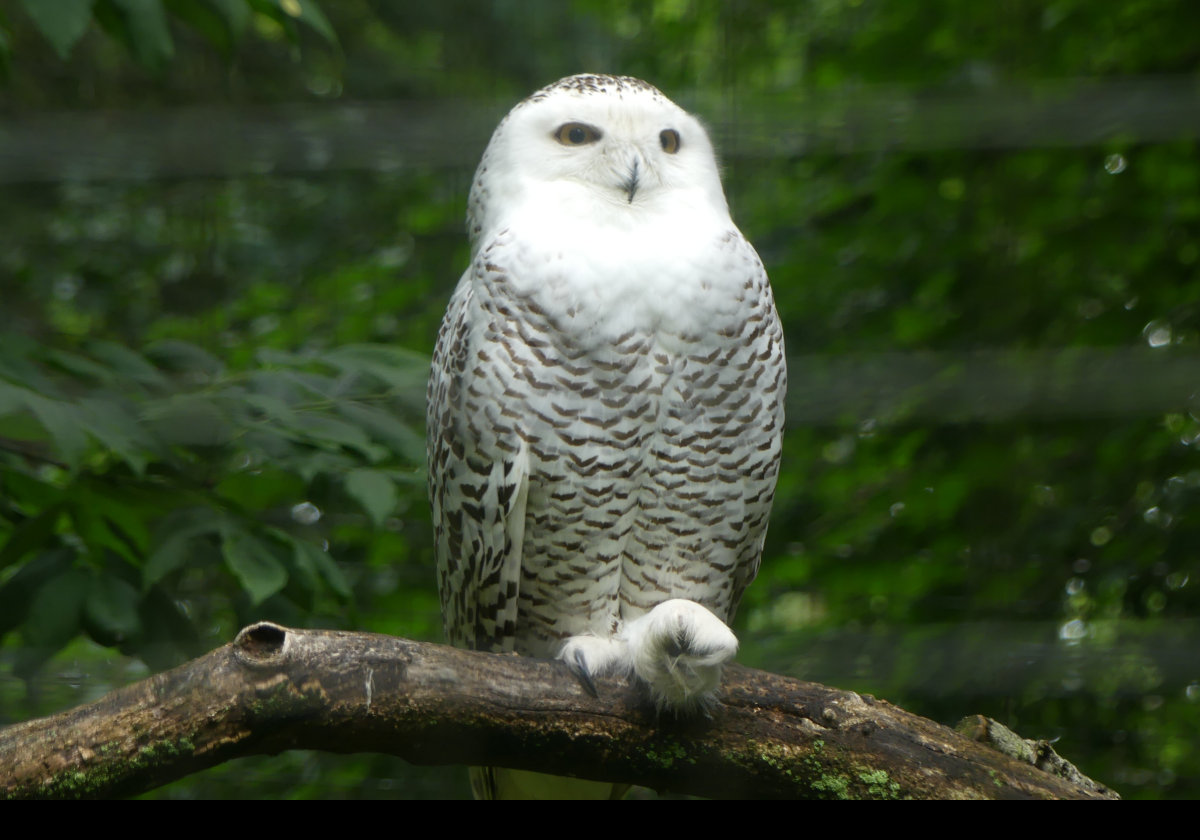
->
xmin=0 ymin=622 xmax=1117 ymax=799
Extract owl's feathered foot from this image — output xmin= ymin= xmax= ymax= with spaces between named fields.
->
xmin=625 ymin=599 xmax=739 ymax=714
xmin=558 ymin=599 xmax=738 ymax=715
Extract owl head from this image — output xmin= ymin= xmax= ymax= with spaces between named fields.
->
xmin=466 ymin=74 xmax=730 ymax=247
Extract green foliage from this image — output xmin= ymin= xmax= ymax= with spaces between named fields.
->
xmin=0 ymin=336 xmax=427 ymax=675
xmin=12 ymin=0 xmax=336 ymax=71
xmin=1 ymin=0 xmax=1198 ymax=800
xmin=17 ymin=0 xmax=96 ymax=60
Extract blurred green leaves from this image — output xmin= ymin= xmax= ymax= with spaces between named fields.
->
xmin=0 ymin=336 xmax=427 ymax=674
xmin=14 ymin=0 xmax=336 ymax=71
xmin=18 ymin=0 xmax=95 ymax=59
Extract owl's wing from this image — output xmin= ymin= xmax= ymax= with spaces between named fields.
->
xmin=427 ymin=271 xmax=528 ymax=653
xmin=722 ymin=237 xmax=787 ymax=623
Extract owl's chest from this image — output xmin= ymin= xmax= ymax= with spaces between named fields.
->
xmin=471 ymin=265 xmax=769 ymax=475
xmin=480 ymin=219 xmax=750 ymax=347
xmin=466 ymin=220 xmax=776 ymax=468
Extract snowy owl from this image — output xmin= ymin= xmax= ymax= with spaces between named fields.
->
xmin=427 ymin=74 xmax=785 ymax=797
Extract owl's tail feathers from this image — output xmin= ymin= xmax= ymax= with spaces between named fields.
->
xmin=558 ymin=599 xmax=738 ymax=716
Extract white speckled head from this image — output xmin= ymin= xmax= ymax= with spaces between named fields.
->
xmin=466 ymin=74 xmax=730 ymax=250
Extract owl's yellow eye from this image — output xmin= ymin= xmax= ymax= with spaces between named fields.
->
xmin=554 ymin=122 xmax=602 ymax=146
xmin=660 ymin=129 xmax=681 ymax=154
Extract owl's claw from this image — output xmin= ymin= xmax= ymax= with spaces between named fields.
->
xmin=557 ymin=635 xmax=630 ymax=699
xmin=567 ymin=649 xmax=599 ymax=697
xmin=556 ymin=602 xmax=737 ymax=715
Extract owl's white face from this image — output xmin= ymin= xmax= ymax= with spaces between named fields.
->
xmin=468 ymin=75 xmax=731 ymax=245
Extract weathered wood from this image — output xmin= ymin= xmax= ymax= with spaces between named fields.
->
xmin=0 ymin=622 xmax=1117 ymax=799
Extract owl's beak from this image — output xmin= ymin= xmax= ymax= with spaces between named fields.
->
xmin=622 ymin=158 xmax=640 ymax=203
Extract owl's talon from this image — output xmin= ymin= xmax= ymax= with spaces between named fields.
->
xmin=569 ymin=649 xmax=599 ymax=697
xmin=557 ymin=634 xmax=630 ymax=698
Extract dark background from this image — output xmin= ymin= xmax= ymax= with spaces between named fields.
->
xmin=1 ymin=1 xmax=1197 ymax=798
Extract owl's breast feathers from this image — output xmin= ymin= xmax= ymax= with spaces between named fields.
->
xmin=429 ymin=223 xmax=784 ymax=658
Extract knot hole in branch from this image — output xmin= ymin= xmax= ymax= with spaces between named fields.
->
xmin=234 ymin=622 xmax=289 ymax=665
